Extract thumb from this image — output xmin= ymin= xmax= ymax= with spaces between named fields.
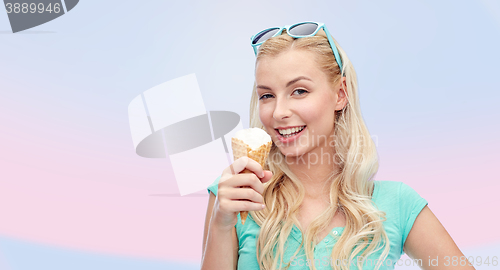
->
xmin=260 ymin=170 xmax=273 ymax=183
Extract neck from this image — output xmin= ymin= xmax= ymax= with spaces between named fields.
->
xmin=285 ymin=146 xmax=340 ymax=198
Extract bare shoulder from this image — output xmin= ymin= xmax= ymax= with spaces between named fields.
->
xmin=404 ymin=206 xmax=475 ymax=269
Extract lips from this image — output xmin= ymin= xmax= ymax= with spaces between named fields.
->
xmin=275 ymin=125 xmax=306 ymax=137
xmin=275 ymin=126 xmax=307 ymax=144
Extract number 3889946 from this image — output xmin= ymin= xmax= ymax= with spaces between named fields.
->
xmin=5 ymin=3 xmax=62 ymax=14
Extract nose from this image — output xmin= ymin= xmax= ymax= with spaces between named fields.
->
xmin=273 ymin=98 xmax=292 ymax=120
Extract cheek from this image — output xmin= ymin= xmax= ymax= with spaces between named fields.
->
xmin=301 ymin=98 xmax=335 ymax=126
xmin=259 ymin=106 xmax=273 ymax=125
xmin=300 ymin=102 xmax=322 ymax=122
xmin=317 ymin=93 xmax=336 ymax=115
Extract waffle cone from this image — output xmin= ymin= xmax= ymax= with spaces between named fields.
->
xmin=231 ymin=137 xmax=272 ymax=225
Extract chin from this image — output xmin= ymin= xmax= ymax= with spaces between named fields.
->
xmin=279 ymin=147 xmax=306 ymax=158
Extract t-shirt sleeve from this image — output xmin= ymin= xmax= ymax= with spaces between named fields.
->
xmin=399 ymin=182 xmax=428 ymax=252
xmin=207 ymin=175 xmax=221 ymax=197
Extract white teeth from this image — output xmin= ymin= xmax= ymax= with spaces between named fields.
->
xmin=278 ymin=126 xmax=305 ymax=136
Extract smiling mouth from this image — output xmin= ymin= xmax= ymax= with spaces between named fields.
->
xmin=275 ymin=125 xmax=306 ymax=138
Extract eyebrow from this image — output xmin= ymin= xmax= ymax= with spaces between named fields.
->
xmin=256 ymin=76 xmax=312 ymax=90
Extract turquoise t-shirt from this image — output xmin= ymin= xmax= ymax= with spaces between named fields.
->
xmin=207 ymin=177 xmax=427 ymax=270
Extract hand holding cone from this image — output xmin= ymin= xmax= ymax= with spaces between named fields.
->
xmin=231 ymin=128 xmax=272 ymax=225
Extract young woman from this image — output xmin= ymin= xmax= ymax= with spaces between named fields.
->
xmin=201 ymin=22 xmax=474 ymax=270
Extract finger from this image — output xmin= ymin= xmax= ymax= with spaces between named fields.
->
xmin=261 ymin=170 xmax=273 ymax=183
xmin=226 ymin=156 xmax=265 ymax=178
xmin=224 ymin=157 xmax=248 ymax=175
xmin=223 ymin=173 xmax=265 ymax=195
xmin=231 ymin=187 xmax=264 ymax=204
xmin=224 ymin=200 xmax=265 ymax=212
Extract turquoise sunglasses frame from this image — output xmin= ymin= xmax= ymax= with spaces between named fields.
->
xmin=250 ymin=22 xmax=343 ymax=73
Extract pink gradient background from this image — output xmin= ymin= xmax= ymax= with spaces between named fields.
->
xmin=1 ymin=77 xmax=498 ymax=264
xmin=0 ymin=0 xmax=499 ymax=269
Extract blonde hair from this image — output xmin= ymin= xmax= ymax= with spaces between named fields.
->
xmin=248 ymin=30 xmax=390 ymax=270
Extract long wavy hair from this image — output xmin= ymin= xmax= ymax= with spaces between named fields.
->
xmin=248 ymin=30 xmax=390 ymax=270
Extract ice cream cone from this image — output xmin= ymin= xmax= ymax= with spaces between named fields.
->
xmin=231 ymin=129 xmax=272 ymax=225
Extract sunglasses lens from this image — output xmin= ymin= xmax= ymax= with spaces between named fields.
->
xmin=252 ymin=28 xmax=280 ymax=45
xmin=288 ymin=23 xmax=319 ymax=36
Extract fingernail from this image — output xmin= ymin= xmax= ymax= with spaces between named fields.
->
xmin=261 ymin=204 xmax=266 ymax=209
xmin=261 ymin=172 xmax=265 ymax=178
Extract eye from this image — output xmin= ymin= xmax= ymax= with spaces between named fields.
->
xmin=259 ymin=94 xmax=274 ymax=100
xmin=293 ymin=89 xmax=308 ymax=95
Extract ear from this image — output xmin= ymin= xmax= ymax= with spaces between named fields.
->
xmin=335 ymin=76 xmax=348 ymax=111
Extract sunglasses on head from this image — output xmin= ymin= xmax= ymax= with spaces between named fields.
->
xmin=250 ymin=22 xmax=343 ymax=73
